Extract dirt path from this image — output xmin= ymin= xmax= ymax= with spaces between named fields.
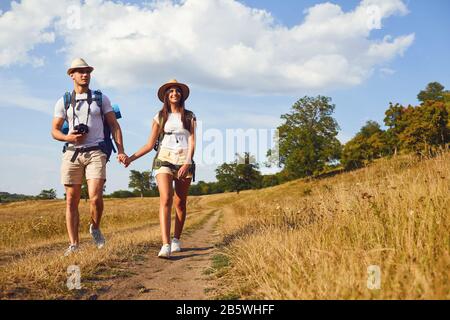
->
xmin=97 ymin=208 xmax=221 ymax=300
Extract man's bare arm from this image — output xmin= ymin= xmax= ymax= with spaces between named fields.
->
xmin=105 ymin=112 xmax=125 ymax=154
xmin=51 ymin=117 xmax=84 ymax=144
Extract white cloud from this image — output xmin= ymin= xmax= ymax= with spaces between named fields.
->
xmin=380 ymin=67 xmax=396 ymax=76
xmin=0 ymin=0 xmax=72 ymax=67
xmin=367 ymin=34 xmax=414 ymax=60
xmin=0 ymin=0 xmax=414 ymax=94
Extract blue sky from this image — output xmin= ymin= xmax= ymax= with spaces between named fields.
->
xmin=0 ymin=0 xmax=449 ymax=197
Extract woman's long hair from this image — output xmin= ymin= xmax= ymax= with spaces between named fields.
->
xmin=158 ymin=87 xmax=192 ymax=132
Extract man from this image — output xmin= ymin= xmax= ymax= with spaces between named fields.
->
xmin=51 ymin=58 xmax=127 ymax=256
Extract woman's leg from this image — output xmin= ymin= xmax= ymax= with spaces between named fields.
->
xmin=156 ymin=173 xmax=174 ymax=245
xmin=173 ymin=177 xmax=192 ymax=239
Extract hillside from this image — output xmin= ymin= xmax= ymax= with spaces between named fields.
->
xmin=212 ymin=152 xmax=449 ymax=299
xmin=0 ymin=153 xmax=448 ymax=299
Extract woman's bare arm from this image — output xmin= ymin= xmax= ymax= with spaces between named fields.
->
xmin=128 ymin=120 xmax=160 ymax=163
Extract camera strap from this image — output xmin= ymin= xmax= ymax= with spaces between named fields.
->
xmin=86 ymin=90 xmax=92 ymax=125
xmin=71 ymin=90 xmax=93 ymax=129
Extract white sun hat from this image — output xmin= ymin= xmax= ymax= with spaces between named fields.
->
xmin=67 ymin=58 xmax=94 ymax=75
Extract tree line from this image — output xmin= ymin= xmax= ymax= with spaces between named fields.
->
xmin=19 ymin=81 xmax=448 ymax=201
xmin=342 ymin=82 xmax=449 ymax=169
xmin=0 ymin=189 xmax=58 ymax=203
xmin=212 ymin=81 xmax=449 ymax=193
xmin=115 ymin=81 xmax=449 ymax=196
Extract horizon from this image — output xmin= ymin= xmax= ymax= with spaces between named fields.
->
xmin=1 ymin=0 xmax=449 ymax=197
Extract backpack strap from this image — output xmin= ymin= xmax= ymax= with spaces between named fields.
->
xmin=95 ymin=90 xmax=117 ymax=157
xmin=150 ymin=112 xmax=165 ymax=177
xmin=87 ymin=89 xmax=92 ymax=106
xmin=153 ymin=112 xmax=165 ymax=152
xmin=186 ymin=110 xmax=197 ymax=182
xmin=158 ymin=112 xmax=165 ymax=135
xmin=94 ymin=90 xmax=103 ymax=117
xmin=184 ymin=110 xmax=196 ymax=181
xmin=63 ymin=91 xmax=76 ymax=118
xmin=63 ymin=92 xmax=71 ymax=115
xmin=155 ymin=112 xmax=166 ymax=153
xmin=61 ymin=91 xmax=75 ymax=153
xmin=185 ymin=110 xmax=196 ymax=133
xmin=151 ymin=112 xmax=167 ymax=177
xmin=70 ymin=90 xmax=76 ymax=109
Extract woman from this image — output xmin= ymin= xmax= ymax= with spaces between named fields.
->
xmin=124 ymin=79 xmax=196 ymax=258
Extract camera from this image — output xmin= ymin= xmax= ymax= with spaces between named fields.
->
xmin=74 ymin=124 xmax=89 ymax=135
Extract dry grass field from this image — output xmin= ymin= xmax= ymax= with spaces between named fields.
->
xmin=0 ymin=153 xmax=448 ymax=299
xmin=213 ymin=153 xmax=449 ymax=299
xmin=0 ymin=196 xmax=210 ymax=299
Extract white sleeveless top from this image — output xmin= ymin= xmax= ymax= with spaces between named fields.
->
xmin=153 ymin=112 xmax=194 ymax=151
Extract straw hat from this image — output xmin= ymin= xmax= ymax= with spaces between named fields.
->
xmin=158 ymin=79 xmax=190 ymax=102
xmin=67 ymin=58 xmax=94 ymax=75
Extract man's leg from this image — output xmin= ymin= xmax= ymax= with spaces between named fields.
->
xmin=87 ymin=178 xmax=105 ymax=229
xmin=85 ymin=150 xmax=107 ymax=229
xmin=65 ymin=184 xmax=82 ymax=245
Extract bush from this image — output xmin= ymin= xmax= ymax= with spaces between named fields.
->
xmin=106 ymin=190 xmax=137 ymax=199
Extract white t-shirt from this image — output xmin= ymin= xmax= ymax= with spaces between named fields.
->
xmin=54 ymin=92 xmax=113 ymax=148
xmin=153 ymin=112 xmax=195 ymax=151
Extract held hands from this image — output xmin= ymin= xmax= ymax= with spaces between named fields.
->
xmin=117 ymin=153 xmax=129 ymax=167
xmin=117 ymin=153 xmax=133 ymax=168
xmin=123 ymin=156 xmax=133 ymax=168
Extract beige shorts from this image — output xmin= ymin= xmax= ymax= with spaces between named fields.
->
xmin=154 ymin=147 xmax=192 ymax=180
xmin=154 ymin=165 xmax=193 ymax=180
xmin=61 ymin=149 xmax=106 ymax=185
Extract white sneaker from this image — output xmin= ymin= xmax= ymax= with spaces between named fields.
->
xmin=171 ymin=238 xmax=181 ymax=253
xmin=63 ymin=244 xmax=79 ymax=257
xmin=158 ymin=244 xmax=171 ymax=258
xmin=89 ymin=224 xmax=106 ymax=249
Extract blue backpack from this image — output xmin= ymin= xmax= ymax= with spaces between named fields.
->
xmin=61 ymin=90 xmax=122 ymax=162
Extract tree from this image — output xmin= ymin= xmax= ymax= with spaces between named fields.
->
xmin=417 ymin=82 xmax=446 ymax=104
xmin=235 ymin=153 xmax=263 ymax=191
xmin=384 ymin=103 xmax=407 ymax=155
xmin=188 ymin=182 xmax=203 ymax=196
xmin=38 ymin=189 xmax=57 ymax=200
xmin=399 ymin=101 xmax=449 ymax=155
xmin=208 ymin=181 xmax=225 ymax=194
xmin=216 ymin=153 xmax=262 ymax=194
xmin=261 ymin=174 xmax=279 ymax=188
xmin=128 ymin=170 xmax=151 ymax=198
xmin=341 ymin=121 xmax=389 ymax=170
xmin=107 ymin=190 xmax=136 ymax=198
xmin=188 ymin=181 xmax=224 ymax=196
xmin=384 ymin=83 xmax=450 ymax=156
xmin=216 ymin=162 xmax=240 ymax=193
xmin=272 ymin=96 xmax=341 ymax=178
